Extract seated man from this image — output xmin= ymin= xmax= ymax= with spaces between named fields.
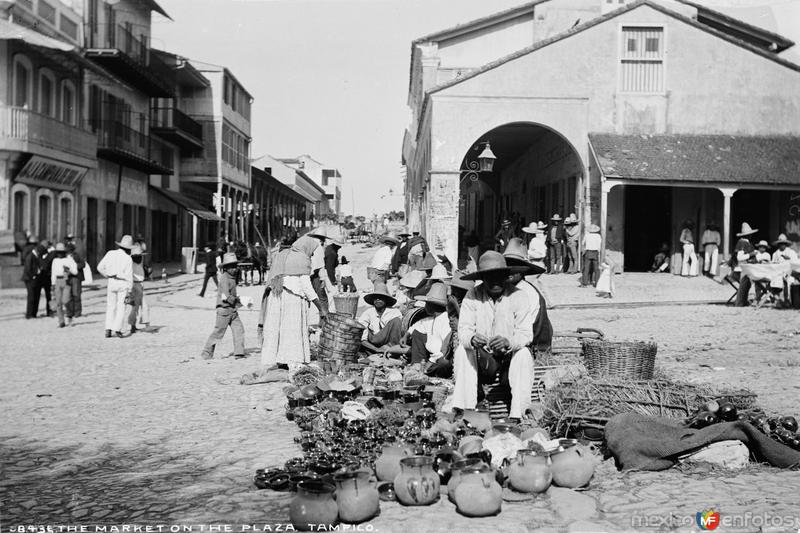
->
xmin=406 ymin=282 xmax=451 ymax=366
xmin=649 ymin=243 xmax=671 ymax=273
xmin=452 ymin=251 xmax=534 ymax=421
xmin=358 ymin=281 xmax=403 ymax=353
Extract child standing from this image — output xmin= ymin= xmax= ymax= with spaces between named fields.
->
xmin=595 ymin=259 xmax=615 ymax=298
xmin=337 ymin=256 xmax=357 ymax=293
xmin=201 ymin=252 xmax=245 ymax=359
xmin=754 ymin=241 xmax=771 ymax=263
xmin=50 ymin=242 xmax=78 ymax=327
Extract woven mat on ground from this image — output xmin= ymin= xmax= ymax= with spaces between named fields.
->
xmin=605 ymin=412 xmax=800 ymax=471
xmin=239 ymin=368 xmax=288 ymax=385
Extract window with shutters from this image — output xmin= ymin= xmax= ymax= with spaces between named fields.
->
xmin=620 ymin=26 xmax=664 ymax=93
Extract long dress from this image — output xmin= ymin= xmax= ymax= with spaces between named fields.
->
xmin=260 ymin=274 xmax=317 ymax=367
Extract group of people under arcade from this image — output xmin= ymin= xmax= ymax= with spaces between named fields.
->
xmin=228 ymin=224 xmax=554 ymax=422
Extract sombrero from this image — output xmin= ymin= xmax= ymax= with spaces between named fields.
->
xmin=448 ymin=270 xmax=475 ymax=292
xmin=420 ymin=252 xmax=438 ymax=271
xmin=364 ymin=281 xmax=397 ymax=307
xmin=755 ymin=240 xmax=769 ymax=249
xmin=501 ymin=219 xmax=511 ymax=226
xmin=399 ymin=269 xmax=426 ymax=289
xmin=588 ymin=224 xmax=601 ymax=234
xmin=736 ymin=223 xmax=758 ymax=237
xmin=380 ymin=233 xmax=400 ymax=246
xmin=461 ymin=251 xmax=527 ymax=281
xmin=537 ymin=221 xmax=547 ymax=230
xmin=773 ymin=234 xmax=792 ymax=247
xmin=427 ymin=263 xmax=452 ymax=281
xmin=565 ymin=214 xmax=579 ymax=226
xmin=414 ymin=282 xmax=448 ymax=307
xmin=521 ymin=222 xmax=541 ymax=235
xmin=551 ymin=214 xmax=562 ymax=222
xmin=325 ymin=226 xmax=344 ymax=247
xmin=220 ymin=252 xmax=238 ymax=267
xmin=307 ymin=227 xmax=328 ymax=240
xmin=131 ymin=244 xmax=149 ymax=256
xmin=116 ymin=235 xmax=134 ymax=250
xmin=397 ymin=227 xmax=411 ymax=237
xmin=503 ymin=238 xmax=545 ymax=275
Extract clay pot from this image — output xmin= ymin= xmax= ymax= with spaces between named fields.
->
xmin=446 ymin=458 xmax=483 ymax=503
xmin=507 ymin=450 xmax=552 ymax=494
xmin=289 ymin=480 xmax=338 ymax=531
xmin=334 ymin=471 xmax=379 ymax=524
xmin=374 ymin=445 xmax=410 ymax=482
xmin=458 ymin=435 xmax=483 ymax=456
xmin=432 ymin=448 xmax=463 ymax=484
xmin=550 ymin=444 xmax=595 ymax=488
xmin=393 ymin=456 xmax=440 ymax=506
xmin=453 ymin=463 xmax=502 ymax=517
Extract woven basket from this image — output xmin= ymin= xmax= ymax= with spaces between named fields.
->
xmin=333 ymin=293 xmax=360 ymax=318
xmin=582 ymin=339 xmax=657 ymax=380
xmin=318 ymin=313 xmax=365 ymax=364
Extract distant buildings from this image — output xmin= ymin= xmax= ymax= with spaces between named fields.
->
xmin=403 ymin=0 xmax=800 ymax=271
xmin=0 ymin=0 xmax=339 ymax=287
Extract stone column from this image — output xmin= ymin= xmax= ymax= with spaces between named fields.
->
xmin=426 ymin=171 xmax=459 ymax=259
xmin=719 ymin=187 xmax=737 ymax=259
xmin=599 ymin=179 xmax=613 ymax=261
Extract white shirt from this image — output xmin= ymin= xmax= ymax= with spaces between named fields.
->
xmin=358 ymin=306 xmax=403 ymax=340
xmin=311 ymin=247 xmax=325 ymax=273
xmin=528 ymin=237 xmax=547 ymax=260
xmin=515 ymin=279 xmax=542 ymax=324
xmin=370 ymin=245 xmax=394 ymax=270
xmin=773 ymin=248 xmax=798 ymax=263
xmin=583 ymin=233 xmax=602 ymax=251
xmin=281 ymin=274 xmax=317 ymax=301
xmin=458 ymin=284 xmax=533 ymax=352
xmin=51 ymin=256 xmax=78 ymax=285
xmin=337 ymin=264 xmax=353 ymax=278
xmin=408 ymin=311 xmax=451 ymax=360
xmin=755 ymin=251 xmax=771 ymax=263
xmin=97 ymin=249 xmax=133 ymax=288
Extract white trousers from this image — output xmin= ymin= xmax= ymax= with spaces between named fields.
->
xmin=452 ymin=344 xmax=534 ymax=419
xmin=703 ymin=244 xmax=719 ymax=275
xmin=681 ymin=243 xmax=698 ymax=276
xmin=105 ymin=279 xmax=129 ymax=332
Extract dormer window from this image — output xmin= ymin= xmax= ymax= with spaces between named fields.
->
xmin=620 ymin=26 xmax=665 ymax=93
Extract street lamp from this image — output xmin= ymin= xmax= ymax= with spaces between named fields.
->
xmin=461 ymin=141 xmax=496 ymax=183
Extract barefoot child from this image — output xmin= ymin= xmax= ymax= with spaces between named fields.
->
xmin=595 ymin=259 xmax=615 ymax=298
xmin=201 ymin=252 xmax=245 ymax=359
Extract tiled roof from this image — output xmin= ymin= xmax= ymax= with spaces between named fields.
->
xmin=589 ymin=133 xmax=800 ymax=186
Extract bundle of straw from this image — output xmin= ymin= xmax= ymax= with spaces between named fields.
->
xmin=541 ymin=376 xmax=757 ymax=438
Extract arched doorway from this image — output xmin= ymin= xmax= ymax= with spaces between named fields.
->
xmin=458 ymin=122 xmax=584 ymax=255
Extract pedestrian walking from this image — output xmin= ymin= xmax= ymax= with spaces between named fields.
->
xmin=65 ymin=234 xmax=86 ymax=318
xmin=201 ymin=252 xmax=245 ymax=359
xmin=22 ymin=236 xmax=42 ymax=319
xmin=198 ymin=244 xmax=219 ymax=297
xmin=126 ymin=245 xmax=150 ymax=334
xmin=50 ymin=243 xmax=78 ymax=328
xmin=97 ymin=235 xmax=134 ymax=338
xmin=701 ymin=221 xmax=721 ymax=276
xmin=581 ymin=224 xmax=602 ymax=287
xmin=564 ymin=214 xmax=581 ymax=274
xmin=37 ymin=241 xmax=55 ymax=316
xmin=679 ymin=220 xmax=698 ymax=277
xmin=337 ymin=256 xmax=357 ymax=292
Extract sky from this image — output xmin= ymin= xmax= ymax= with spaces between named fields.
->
xmin=151 ymin=0 xmax=800 ymax=218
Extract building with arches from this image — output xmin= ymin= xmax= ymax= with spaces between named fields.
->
xmin=403 ymin=0 xmax=800 ymax=271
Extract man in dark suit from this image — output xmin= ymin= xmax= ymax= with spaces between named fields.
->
xmin=22 ymin=241 xmax=44 ymax=319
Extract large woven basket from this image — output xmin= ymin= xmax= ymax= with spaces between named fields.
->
xmin=333 ymin=293 xmax=360 ymax=318
xmin=318 ymin=313 xmax=365 ymax=364
xmin=582 ymin=339 xmax=657 ymax=380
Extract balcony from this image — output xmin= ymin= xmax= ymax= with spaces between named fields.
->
xmin=0 ymin=105 xmax=97 ymax=165
xmin=95 ymin=120 xmax=173 ymax=175
xmin=85 ymin=24 xmax=176 ymax=97
xmin=150 ymin=104 xmax=203 ymax=151
xmin=0 ymin=0 xmax=82 ymax=46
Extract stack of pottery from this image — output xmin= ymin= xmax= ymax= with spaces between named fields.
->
xmin=452 ymin=462 xmax=503 ymax=517
xmin=549 ymin=440 xmax=596 ymax=488
xmin=393 ymin=456 xmax=440 ymax=506
xmin=507 ymin=449 xmax=552 ymax=493
xmin=334 ymin=470 xmax=380 ymax=524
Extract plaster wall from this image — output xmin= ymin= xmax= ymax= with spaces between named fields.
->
xmin=437 ymin=14 xmax=535 ymax=70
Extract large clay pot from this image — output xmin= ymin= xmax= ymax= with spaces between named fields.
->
xmin=393 ymin=456 xmax=440 ymax=506
xmin=550 ymin=444 xmax=595 ymax=488
xmin=446 ymin=458 xmax=483 ymax=503
xmin=507 ymin=450 xmax=552 ymax=494
xmin=374 ymin=445 xmax=410 ymax=482
xmin=453 ymin=463 xmax=503 ymax=517
xmin=289 ymin=480 xmax=338 ymax=531
xmin=334 ymin=471 xmax=379 ymax=524
xmin=432 ymin=448 xmax=463 ymax=484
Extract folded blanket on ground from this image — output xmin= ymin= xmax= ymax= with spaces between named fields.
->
xmin=605 ymin=412 xmax=800 ymax=471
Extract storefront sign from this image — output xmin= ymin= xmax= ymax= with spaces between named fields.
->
xmin=15 ymin=156 xmax=87 ymax=191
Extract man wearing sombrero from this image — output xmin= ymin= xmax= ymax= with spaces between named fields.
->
xmin=358 ymin=281 xmax=403 ymax=353
xmin=504 ymin=238 xmax=552 ymax=354
xmin=731 ymin=222 xmax=758 ymax=306
xmin=97 ymin=235 xmax=134 ymax=338
xmin=772 ymin=234 xmax=797 ymax=264
xmin=453 ymin=251 xmax=535 ymax=421
xmin=406 ymin=230 xmax=430 ymax=270
xmin=368 ymin=234 xmax=399 ymax=284
xmin=546 ymin=214 xmax=566 ymax=274
xmin=494 ymin=219 xmax=515 ymax=252
xmin=201 ymin=252 xmax=245 ymax=359
xmin=405 ymin=282 xmax=451 ymax=366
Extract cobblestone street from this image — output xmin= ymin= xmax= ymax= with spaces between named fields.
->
xmin=2 ymin=244 xmax=799 ymax=531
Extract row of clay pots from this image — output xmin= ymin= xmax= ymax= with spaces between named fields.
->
xmin=289 ymin=471 xmax=380 ymax=531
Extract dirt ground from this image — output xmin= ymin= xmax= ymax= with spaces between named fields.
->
xmin=1 ymin=242 xmax=798 ymax=532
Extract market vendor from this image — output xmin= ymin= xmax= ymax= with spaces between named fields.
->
xmin=405 ymin=282 xmax=452 ymax=365
xmin=503 ymin=238 xmax=553 ymax=355
xmin=396 ymin=269 xmax=426 ymax=313
xmin=452 ymin=251 xmax=534 ymax=421
xmin=358 ymin=281 xmax=403 ymax=353
xmin=368 ymin=234 xmax=399 ymax=284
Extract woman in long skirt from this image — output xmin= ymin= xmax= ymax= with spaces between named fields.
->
xmin=260 ymin=234 xmax=327 ymax=370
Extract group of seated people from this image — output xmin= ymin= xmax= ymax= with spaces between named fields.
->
xmin=356 ymin=238 xmax=553 ymax=422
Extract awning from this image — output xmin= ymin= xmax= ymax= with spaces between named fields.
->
xmin=0 ymin=19 xmax=74 ymax=51
xmin=151 ymin=186 xmax=223 ymax=221
xmin=589 ymin=133 xmax=800 ymax=186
